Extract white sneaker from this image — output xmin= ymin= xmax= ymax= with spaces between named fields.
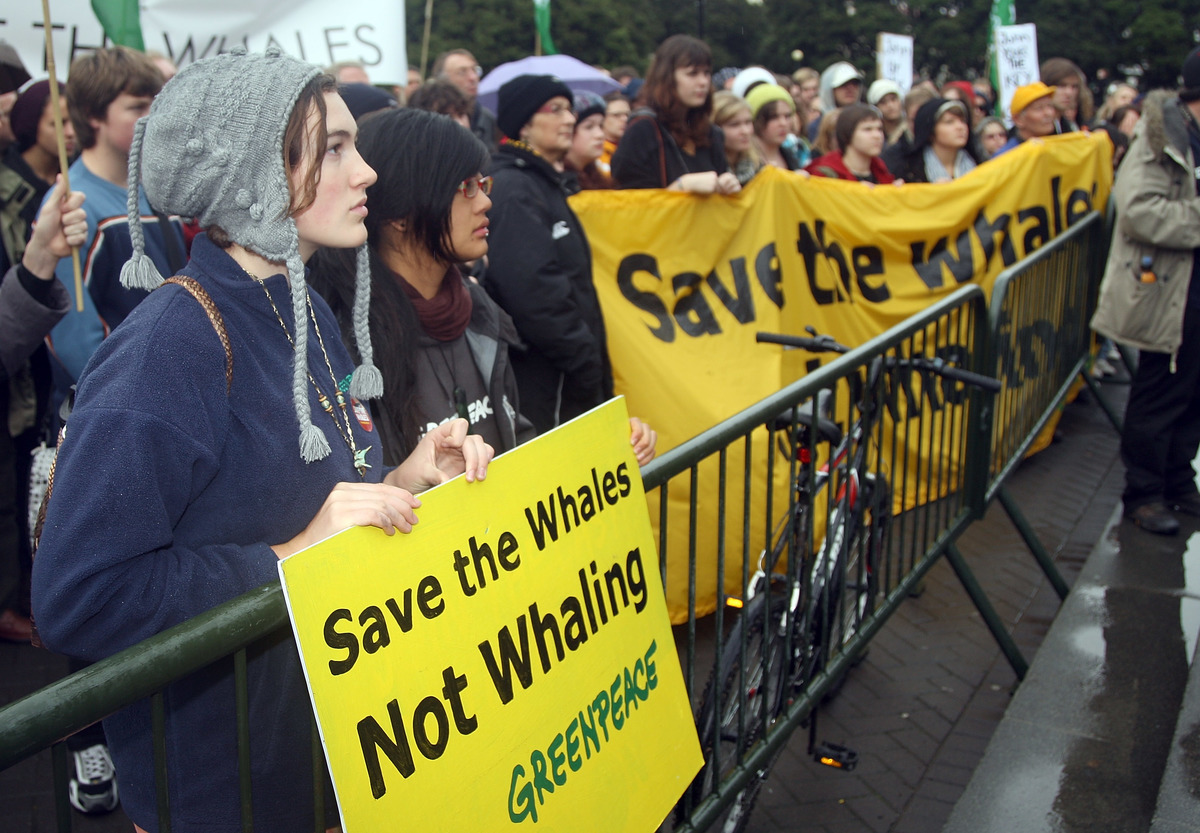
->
xmin=1091 ymin=357 xmax=1116 ymax=378
xmin=69 ymin=743 xmax=119 ymax=814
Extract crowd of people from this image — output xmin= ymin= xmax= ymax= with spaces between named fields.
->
xmin=0 ymin=27 xmax=1164 ymax=831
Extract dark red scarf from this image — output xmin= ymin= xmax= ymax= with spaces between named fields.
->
xmin=396 ymin=266 xmax=473 ymax=342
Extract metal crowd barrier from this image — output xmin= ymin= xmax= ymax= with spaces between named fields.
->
xmin=660 ymin=285 xmax=998 ymax=831
xmin=968 ymin=210 xmax=1119 ymax=673
xmin=0 ymin=211 xmax=1113 ymax=833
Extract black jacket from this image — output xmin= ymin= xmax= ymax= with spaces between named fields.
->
xmin=611 ymin=114 xmax=728 ymax=188
xmin=484 ymin=143 xmax=613 ymax=433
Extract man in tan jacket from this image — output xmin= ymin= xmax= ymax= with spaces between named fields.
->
xmin=1092 ymin=48 xmax=1200 ymax=535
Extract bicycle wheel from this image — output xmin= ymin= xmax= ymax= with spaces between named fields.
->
xmin=684 ymin=590 xmax=790 ymax=833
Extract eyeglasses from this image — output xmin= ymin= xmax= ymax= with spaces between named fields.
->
xmin=537 ymin=101 xmax=573 ymax=117
xmin=449 ymin=64 xmax=482 ymax=78
xmin=457 ymin=174 xmax=493 ymax=198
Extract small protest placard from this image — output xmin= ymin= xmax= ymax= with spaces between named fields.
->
xmin=995 ymin=23 xmax=1040 ymax=121
xmin=876 ymin=33 xmax=914 ymax=93
xmin=279 ymin=398 xmax=701 ymax=831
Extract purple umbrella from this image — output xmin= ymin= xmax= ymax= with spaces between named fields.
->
xmin=477 ymin=54 xmax=621 ymax=114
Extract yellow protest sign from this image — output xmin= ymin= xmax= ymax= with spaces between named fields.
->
xmin=279 ymin=399 xmax=701 ymax=832
xmin=571 ymin=134 xmax=1113 ymax=622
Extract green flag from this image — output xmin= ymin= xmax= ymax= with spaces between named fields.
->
xmin=533 ymin=0 xmax=557 ymax=55
xmin=988 ymin=0 xmax=1015 ymax=116
xmin=92 ymin=0 xmax=145 ymax=51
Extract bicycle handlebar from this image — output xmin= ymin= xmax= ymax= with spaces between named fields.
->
xmin=755 ymin=332 xmax=850 ymax=354
xmin=904 ymin=357 xmax=1003 ymax=394
xmin=756 ymin=331 xmax=1002 ymax=394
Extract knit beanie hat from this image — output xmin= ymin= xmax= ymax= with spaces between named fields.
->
xmin=745 ymin=83 xmax=795 ymax=119
xmin=120 ymin=46 xmax=382 ymax=463
xmin=497 ymin=74 xmax=573 ymax=139
xmin=1182 ymin=47 xmax=1200 ymax=90
xmin=339 ymin=82 xmax=398 ymax=122
xmin=573 ymin=90 xmax=606 ymax=124
xmin=1009 ymin=81 xmax=1056 ymax=118
xmin=912 ymin=98 xmax=968 ymax=149
xmin=11 ymin=79 xmax=59 ymax=152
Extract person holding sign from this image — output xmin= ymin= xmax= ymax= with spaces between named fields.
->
xmin=310 ymin=108 xmax=536 ymax=460
xmin=711 ymin=90 xmax=763 ymax=185
xmin=746 ymin=83 xmax=810 ymax=172
xmin=887 ymin=98 xmax=980 ymax=183
xmin=32 ymin=49 xmax=493 ymax=833
xmin=993 ymin=81 xmax=1059 ymax=156
xmin=610 ymin=35 xmax=741 ymax=194
xmin=807 ymin=104 xmax=897 ymax=184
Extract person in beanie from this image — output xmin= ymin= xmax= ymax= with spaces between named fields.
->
xmin=1091 ymin=47 xmax=1200 ymax=536
xmin=993 ymin=80 xmax=1059 ymax=155
xmin=610 ymin=34 xmax=740 ymax=193
xmin=746 ymin=83 xmax=808 ymax=171
xmin=565 ymin=90 xmax=612 ymax=189
xmin=31 ymin=48 xmax=493 ymax=832
xmin=806 ymin=103 xmax=896 ymax=183
xmin=484 ymin=74 xmax=657 ymax=457
xmin=887 ymin=98 xmax=980 ymax=183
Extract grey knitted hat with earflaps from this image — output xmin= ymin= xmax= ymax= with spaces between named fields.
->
xmin=120 ymin=46 xmax=383 ymax=463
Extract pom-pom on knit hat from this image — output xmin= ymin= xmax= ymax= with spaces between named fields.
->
xmin=120 ymin=46 xmax=383 ymax=463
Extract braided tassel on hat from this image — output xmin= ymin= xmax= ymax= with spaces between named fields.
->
xmin=348 ymin=243 xmax=383 ymax=400
xmin=287 ymin=246 xmax=331 ymax=462
xmin=119 ymin=118 xmax=166 ymax=291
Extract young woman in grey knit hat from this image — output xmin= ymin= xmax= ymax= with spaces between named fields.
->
xmin=31 ymin=48 xmax=493 ymax=833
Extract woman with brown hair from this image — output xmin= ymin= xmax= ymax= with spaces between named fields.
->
xmin=807 ymin=104 xmax=896 ymax=183
xmin=711 ymin=90 xmax=762 ymax=185
xmin=610 ymin=34 xmax=740 ymax=194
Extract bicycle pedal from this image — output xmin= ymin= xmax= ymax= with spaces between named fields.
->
xmin=813 ymin=741 xmax=858 ymax=771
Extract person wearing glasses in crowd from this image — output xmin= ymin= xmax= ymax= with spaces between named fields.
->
xmin=483 ymin=75 xmax=656 ymax=461
xmin=433 ymin=48 xmax=499 ymax=151
xmin=596 ymin=91 xmax=630 ymax=181
xmin=993 ymin=81 xmax=1060 ymax=156
xmin=610 ymin=35 xmax=740 ymax=194
xmin=310 ymin=108 xmax=535 ymax=459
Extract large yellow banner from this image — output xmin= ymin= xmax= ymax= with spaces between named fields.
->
xmin=572 ymin=133 xmax=1113 ymax=622
xmin=279 ymin=399 xmax=701 ymax=832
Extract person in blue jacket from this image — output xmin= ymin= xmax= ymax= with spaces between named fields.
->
xmin=31 ymin=49 xmax=493 ymax=833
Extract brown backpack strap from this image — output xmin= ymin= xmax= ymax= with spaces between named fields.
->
xmin=163 ymin=276 xmax=233 ymax=394
xmin=32 ymin=278 xmax=231 ymax=559
xmin=29 ymin=275 xmax=234 ymax=646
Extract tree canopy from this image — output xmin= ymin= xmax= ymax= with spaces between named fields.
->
xmin=410 ymin=0 xmax=1200 ymax=92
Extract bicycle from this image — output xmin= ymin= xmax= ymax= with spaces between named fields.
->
xmin=683 ymin=329 xmax=1002 ymax=833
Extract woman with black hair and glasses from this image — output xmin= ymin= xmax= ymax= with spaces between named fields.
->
xmin=311 ymin=107 xmax=535 ymax=460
